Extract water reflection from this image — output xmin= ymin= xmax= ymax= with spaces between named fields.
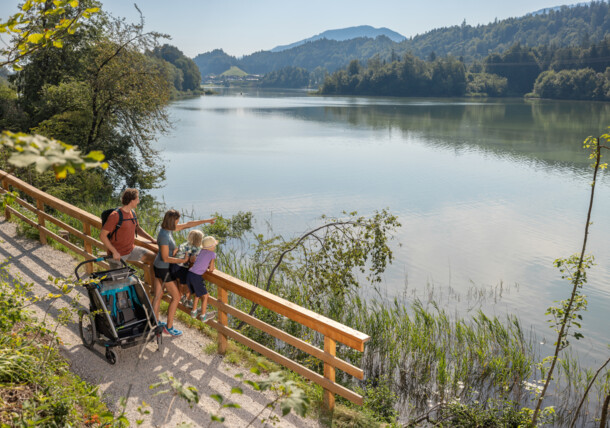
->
xmin=240 ymin=98 xmax=610 ymax=172
xmin=155 ymin=90 xmax=610 ymax=363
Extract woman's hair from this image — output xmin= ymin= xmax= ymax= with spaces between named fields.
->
xmin=161 ymin=209 xmax=180 ymax=230
xmin=187 ymin=230 xmax=204 ymax=247
xmin=121 ymin=188 xmax=139 ymax=206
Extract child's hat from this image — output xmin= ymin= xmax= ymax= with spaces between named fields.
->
xmin=201 ymin=236 xmax=219 ymax=249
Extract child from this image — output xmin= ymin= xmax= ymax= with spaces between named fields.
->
xmin=186 ymin=235 xmax=218 ymax=322
xmin=172 ymin=230 xmax=203 ymax=307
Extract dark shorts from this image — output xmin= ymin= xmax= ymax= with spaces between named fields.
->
xmin=186 ymin=271 xmax=208 ymax=297
xmin=169 ymin=264 xmax=189 ymax=284
xmin=153 ymin=266 xmax=171 ymax=281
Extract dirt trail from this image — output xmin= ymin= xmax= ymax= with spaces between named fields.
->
xmin=0 ymin=218 xmax=319 ymax=427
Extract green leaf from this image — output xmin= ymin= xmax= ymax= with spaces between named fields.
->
xmin=52 ymin=40 xmax=63 ymax=48
xmin=27 ymin=33 xmax=43 ymax=43
xmin=210 ymin=394 xmax=223 ymax=404
xmin=230 ymin=387 xmax=243 ymax=395
xmin=222 ymin=403 xmax=241 ymax=408
xmin=69 ymin=0 xmax=79 ymax=7
xmin=210 ymin=415 xmax=225 ymax=422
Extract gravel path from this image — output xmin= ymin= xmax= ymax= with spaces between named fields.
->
xmin=0 ymin=218 xmax=320 ymax=427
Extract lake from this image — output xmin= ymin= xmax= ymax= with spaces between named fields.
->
xmin=151 ymin=88 xmax=610 ymax=363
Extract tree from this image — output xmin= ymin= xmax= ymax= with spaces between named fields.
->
xmin=0 ymin=0 xmax=107 ymax=180
xmin=0 ymin=0 xmax=100 ymax=70
xmin=232 ymin=210 xmax=400 ymax=320
xmin=484 ymin=43 xmax=541 ymax=95
xmin=151 ymin=44 xmax=201 ymax=91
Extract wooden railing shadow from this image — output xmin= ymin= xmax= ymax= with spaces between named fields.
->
xmin=1 ymin=169 xmax=369 ymax=410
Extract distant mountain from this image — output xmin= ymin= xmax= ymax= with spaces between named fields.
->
xmin=193 ymin=36 xmax=397 ymax=77
xmin=193 ymin=2 xmax=610 ymax=79
xmin=528 ymin=2 xmax=589 ymax=16
xmin=270 ymin=25 xmax=406 ymax=52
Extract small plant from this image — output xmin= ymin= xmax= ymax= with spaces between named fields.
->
xmin=359 ymin=374 xmax=399 ymax=423
xmin=150 ymin=371 xmax=200 ymax=425
xmin=206 ymin=364 xmax=310 ymax=426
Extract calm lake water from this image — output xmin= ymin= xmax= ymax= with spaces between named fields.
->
xmin=152 ymin=89 xmax=610 ymax=363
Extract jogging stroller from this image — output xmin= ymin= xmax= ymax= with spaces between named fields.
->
xmin=75 ymin=257 xmax=162 ymax=364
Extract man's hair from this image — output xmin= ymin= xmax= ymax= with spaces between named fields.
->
xmin=161 ymin=209 xmax=181 ymax=230
xmin=121 ymin=188 xmax=139 ymax=206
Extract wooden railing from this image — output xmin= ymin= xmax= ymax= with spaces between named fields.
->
xmin=0 ymin=169 xmax=370 ymax=410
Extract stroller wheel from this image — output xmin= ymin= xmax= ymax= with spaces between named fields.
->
xmin=105 ymin=348 xmax=118 ymax=365
xmin=78 ymin=309 xmax=96 ymax=349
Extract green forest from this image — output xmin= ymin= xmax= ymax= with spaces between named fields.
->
xmin=0 ymin=2 xmax=201 ymax=199
xmin=320 ymin=39 xmax=610 ymax=99
xmin=198 ymin=1 xmax=610 ymax=100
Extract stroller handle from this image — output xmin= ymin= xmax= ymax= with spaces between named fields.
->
xmin=74 ymin=255 xmax=127 ymax=280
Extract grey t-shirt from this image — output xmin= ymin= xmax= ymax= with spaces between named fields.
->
xmin=154 ymin=228 xmax=176 ymax=269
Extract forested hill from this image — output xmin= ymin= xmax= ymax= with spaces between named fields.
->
xmin=193 ymin=36 xmax=398 ymax=76
xmin=194 ymin=2 xmax=610 ymax=77
xmin=400 ymin=1 xmax=610 ymax=62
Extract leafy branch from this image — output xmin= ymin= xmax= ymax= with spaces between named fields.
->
xmin=531 ymin=133 xmax=609 ymax=425
xmin=1 ymin=131 xmax=108 ymax=179
xmin=0 ymin=0 xmax=100 ymax=70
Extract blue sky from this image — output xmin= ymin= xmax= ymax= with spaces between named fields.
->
xmin=2 ymin=0 xmax=575 ymax=58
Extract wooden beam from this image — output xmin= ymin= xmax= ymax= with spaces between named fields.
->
xmin=204 ymin=270 xmax=370 ymax=351
xmin=0 ymin=170 xmax=100 ymax=227
xmin=207 ymin=319 xmax=364 ymax=406
xmin=36 ymin=199 xmax=46 ymax=245
xmin=217 ymin=285 xmax=228 ymax=354
xmin=323 ymin=336 xmax=337 ymax=411
xmin=209 ymin=297 xmax=364 ymax=379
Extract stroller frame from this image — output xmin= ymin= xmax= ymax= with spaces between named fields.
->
xmin=75 ymin=257 xmax=162 ymax=364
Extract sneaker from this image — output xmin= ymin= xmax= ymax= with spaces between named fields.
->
xmin=190 ymin=309 xmax=200 ymax=318
xmin=181 ymin=298 xmax=193 ymax=308
xmin=163 ymin=325 xmax=183 ymax=336
xmin=158 ymin=321 xmax=166 ymax=328
xmin=199 ymin=311 xmax=216 ymax=322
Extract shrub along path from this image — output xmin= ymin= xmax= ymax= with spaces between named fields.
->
xmin=0 ymin=218 xmax=320 ymax=428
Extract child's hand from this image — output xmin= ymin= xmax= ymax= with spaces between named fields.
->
xmin=182 ymin=254 xmax=189 ymax=263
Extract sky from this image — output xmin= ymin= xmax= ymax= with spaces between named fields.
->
xmin=1 ymin=0 xmax=579 ymax=58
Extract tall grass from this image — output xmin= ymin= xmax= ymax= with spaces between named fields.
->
xmin=216 ymin=247 xmax=610 ymax=425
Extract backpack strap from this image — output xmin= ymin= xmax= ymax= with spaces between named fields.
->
xmin=131 ymin=209 xmax=139 ymax=238
xmin=108 ymin=208 xmax=123 ymax=241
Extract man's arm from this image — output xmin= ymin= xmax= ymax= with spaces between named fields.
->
xmin=100 ymin=229 xmax=121 ymax=260
xmin=136 ymin=225 xmax=156 ymax=244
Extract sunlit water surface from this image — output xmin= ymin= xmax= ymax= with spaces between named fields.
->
xmin=151 ymin=89 xmax=610 ymax=364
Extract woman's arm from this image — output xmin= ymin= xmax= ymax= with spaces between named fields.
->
xmin=175 ymin=217 xmax=216 ymax=231
xmin=159 ymin=245 xmax=189 ymax=264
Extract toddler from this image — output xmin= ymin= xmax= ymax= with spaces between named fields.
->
xmin=172 ymin=230 xmax=203 ymax=307
xmin=186 ymin=235 xmax=218 ymax=322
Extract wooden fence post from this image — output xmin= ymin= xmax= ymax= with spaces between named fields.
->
xmin=36 ymin=199 xmax=47 ymax=245
xmin=217 ymin=285 xmax=228 ymax=354
xmin=83 ymin=222 xmax=93 ymax=274
xmin=323 ymin=336 xmax=337 ymax=412
xmin=2 ymin=179 xmax=10 ymax=220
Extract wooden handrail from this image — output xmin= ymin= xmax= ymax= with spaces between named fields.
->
xmin=205 ymin=270 xmax=370 ymax=352
xmin=0 ymin=169 xmax=370 ymax=410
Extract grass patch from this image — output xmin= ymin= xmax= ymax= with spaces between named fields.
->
xmin=0 ymin=268 xmax=112 ymax=427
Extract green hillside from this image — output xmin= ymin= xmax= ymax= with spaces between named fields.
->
xmin=193 ymin=2 xmax=610 ymax=77
xmin=220 ymin=66 xmax=248 ymax=77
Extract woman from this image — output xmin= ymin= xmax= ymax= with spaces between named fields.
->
xmin=153 ymin=209 xmax=215 ymax=336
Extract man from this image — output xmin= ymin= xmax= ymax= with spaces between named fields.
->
xmin=101 ymin=188 xmax=156 ymax=268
